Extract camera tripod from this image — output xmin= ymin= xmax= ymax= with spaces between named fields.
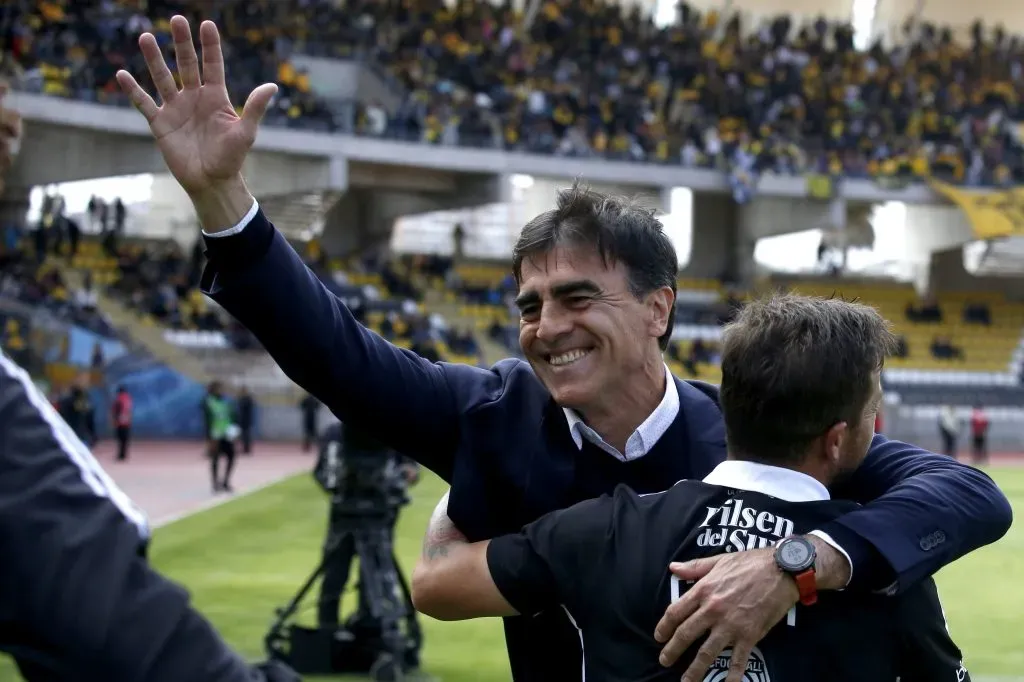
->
xmin=265 ymin=502 xmax=422 ymax=682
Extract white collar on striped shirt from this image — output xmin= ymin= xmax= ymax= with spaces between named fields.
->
xmin=702 ymin=460 xmax=830 ymax=502
xmin=563 ymin=363 xmax=679 ymax=462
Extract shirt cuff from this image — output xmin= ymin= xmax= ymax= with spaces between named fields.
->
xmin=202 ymin=198 xmax=259 ymax=238
xmin=807 ymin=530 xmax=853 ymax=589
xmin=199 ymin=202 xmax=276 ymax=294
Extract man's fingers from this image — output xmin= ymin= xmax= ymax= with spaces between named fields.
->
xmin=654 ymin=587 xmax=699 ymax=643
xmin=680 ymin=631 xmax=728 ymax=682
xmin=722 ymin=642 xmax=755 ymax=682
xmin=115 ymin=70 xmax=159 ymax=122
xmin=669 ymin=555 xmax=723 ymax=581
xmin=657 ymin=603 xmax=707 ymax=667
xmin=240 ymin=83 xmax=279 ymax=139
xmin=170 ymin=15 xmax=201 ymax=89
xmin=199 ymin=20 xmax=226 ymax=86
xmin=139 ymin=33 xmax=178 ymax=105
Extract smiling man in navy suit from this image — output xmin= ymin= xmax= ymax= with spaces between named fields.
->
xmin=117 ymin=16 xmax=1013 ymax=682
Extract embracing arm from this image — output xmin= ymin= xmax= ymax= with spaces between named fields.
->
xmin=410 ymin=490 xmax=518 ymax=620
xmin=413 ymin=489 xmax=615 ymax=621
xmin=821 ymin=434 xmax=1012 ymax=592
xmin=197 ymin=182 xmax=500 ymax=480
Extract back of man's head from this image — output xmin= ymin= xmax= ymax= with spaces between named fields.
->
xmin=719 ymin=293 xmax=896 ymax=470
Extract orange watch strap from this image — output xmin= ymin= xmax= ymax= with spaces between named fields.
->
xmin=794 ymin=569 xmax=818 ymax=606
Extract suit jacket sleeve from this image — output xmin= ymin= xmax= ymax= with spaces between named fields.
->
xmin=820 ymin=434 xmax=1012 ymax=592
xmin=200 ymin=208 xmax=505 ymax=481
xmin=894 ymin=578 xmax=970 ymax=682
xmin=0 ymin=354 xmax=261 ymax=682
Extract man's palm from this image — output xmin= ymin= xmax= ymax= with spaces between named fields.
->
xmin=116 ymin=16 xmax=276 ymax=196
xmin=150 ymin=86 xmax=246 ymax=194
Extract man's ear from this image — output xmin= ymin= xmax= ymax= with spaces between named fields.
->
xmin=647 ymin=286 xmax=675 ymax=340
xmin=823 ymin=421 xmax=848 ymax=470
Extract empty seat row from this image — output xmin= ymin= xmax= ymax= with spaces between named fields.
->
xmin=163 ymin=329 xmax=230 ymax=349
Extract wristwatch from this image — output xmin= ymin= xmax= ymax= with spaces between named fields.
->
xmin=774 ymin=536 xmax=818 ymax=606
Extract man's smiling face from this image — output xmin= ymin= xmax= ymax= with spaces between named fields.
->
xmin=516 ymin=243 xmax=658 ymax=412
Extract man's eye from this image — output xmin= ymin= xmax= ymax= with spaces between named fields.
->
xmin=565 ymin=296 xmax=590 ymax=307
xmin=520 ymin=307 xmax=539 ymax=319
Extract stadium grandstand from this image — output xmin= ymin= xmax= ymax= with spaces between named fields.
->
xmin=0 ymin=0 xmax=1022 ymax=679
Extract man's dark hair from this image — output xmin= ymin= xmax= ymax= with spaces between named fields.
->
xmin=511 ymin=182 xmax=679 ymax=350
xmin=719 ymin=293 xmax=897 ymax=464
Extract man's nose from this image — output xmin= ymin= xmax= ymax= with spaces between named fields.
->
xmin=535 ymin=305 xmax=574 ymax=342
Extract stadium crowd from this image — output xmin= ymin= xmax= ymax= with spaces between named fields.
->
xmin=1 ymin=0 xmax=336 ymax=130
xmin=5 ymin=0 xmax=1024 ymax=186
xmin=0 ymin=242 xmax=118 ymax=336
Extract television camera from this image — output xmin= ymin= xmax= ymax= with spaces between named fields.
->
xmin=265 ymin=423 xmax=422 ymax=681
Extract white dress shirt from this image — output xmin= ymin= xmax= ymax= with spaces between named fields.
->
xmin=563 ymin=363 xmax=679 ymax=462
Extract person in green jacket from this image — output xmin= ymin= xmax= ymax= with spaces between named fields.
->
xmin=203 ymin=381 xmax=237 ymax=493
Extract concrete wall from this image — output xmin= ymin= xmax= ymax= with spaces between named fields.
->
xmin=696 ymin=0 xmax=854 ymax=22
xmin=874 ymin=0 xmax=1024 ymax=41
xmin=514 ymin=176 xmax=662 ymax=226
xmin=885 ymin=407 xmax=1024 ymax=453
xmin=257 ymin=403 xmax=313 ymax=441
xmin=734 ymin=195 xmax=837 ymax=283
xmin=322 ymin=172 xmax=504 ymax=257
xmin=929 ymin=248 xmax=1024 ymax=300
xmin=7 ymin=119 xmax=342 ymax=195
xmin=683 ymin=192 xmax=739 ymax=280
xmin=290 ymin=56 xmax=402 ymax=111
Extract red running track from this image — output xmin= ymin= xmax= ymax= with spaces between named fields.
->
xmin=91 ymin=440 xmax=314 ymax=527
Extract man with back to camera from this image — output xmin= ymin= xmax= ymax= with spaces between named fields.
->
xmin=410 ymin=294 xmax=972 ymax=682
xmin=0 ymin=350 xmax=299 ymax=681
xmin=204 ymin=380 xmax=237 ymax=493
xmin=115 ymin=17 xmax=1012 ymax=682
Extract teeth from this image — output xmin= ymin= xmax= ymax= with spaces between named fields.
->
xmin=549 ymin=349 xmax=589 ymax=366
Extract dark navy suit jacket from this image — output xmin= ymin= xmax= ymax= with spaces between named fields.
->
xmin=201 ymin=208 xmax=1012 ymax=679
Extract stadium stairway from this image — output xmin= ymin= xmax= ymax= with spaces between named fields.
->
xmin=259 ymin=190 xmax=344 ymax=240
xmin=422 ymin=290 xmax=510 ymax=367
xmin=56 ymin=264 xmax=214 ymax=386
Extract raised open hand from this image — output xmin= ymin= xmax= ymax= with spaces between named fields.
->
xmin=115 ymin=15 xmax=277 ymax=197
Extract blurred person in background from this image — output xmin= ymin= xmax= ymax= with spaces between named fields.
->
xmin=111 ymin=385 xmax=133 ymax=462
xmin=970 ymin=404 xmax=990 ymax=465
xmin=236 ymin=385 xmax=255 ymax=455
xmin=939 ymin=405 xmax=959 ymax=458
xmin=58 ymin=377 xmax=96 ymax=448
xmin=300 ymin=392 xmax=320 ymax=453
xmin=203 ymin=381 xmax=237 ymax=493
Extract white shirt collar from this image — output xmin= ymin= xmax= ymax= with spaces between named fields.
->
xmin=701 ymin=460 xmax=830 ymax=502
xmin=563 ymin=363 xmax=679 ymax=462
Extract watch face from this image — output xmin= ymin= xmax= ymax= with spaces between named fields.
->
xmin=778 ymin=538 xmax=813 ymax=570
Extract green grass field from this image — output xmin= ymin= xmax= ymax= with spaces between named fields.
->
xmin=1 ymin=468 xmax=1021 ymax=681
